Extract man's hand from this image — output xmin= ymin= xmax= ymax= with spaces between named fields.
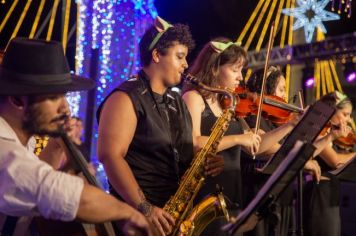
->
xmin=146 ymin=206 xmax=175 ymax=236
xmin=120 ymin=209 xmax=153 ymax=236
xmin=137 ymin=198 xmax=175 ymax=236
xmin=205 ymin=154 xmax=224 ymax=177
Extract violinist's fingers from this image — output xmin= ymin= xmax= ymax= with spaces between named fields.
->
xmin=257 ymin=130 xmax=265 ymax=135
xmin=255 ymin=134 xmax=262 ymax=144
xmin=252 ymin=141 xmax=259 ymax=155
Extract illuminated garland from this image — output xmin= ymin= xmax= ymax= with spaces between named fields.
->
xmin=331 ymin=0 xmax=353 ymax=17
xmin=75 ymin=0 xmax=157 ymax=189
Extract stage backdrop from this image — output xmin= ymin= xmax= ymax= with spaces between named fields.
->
xmin=75 ymin=0 xmax=157 ymax=189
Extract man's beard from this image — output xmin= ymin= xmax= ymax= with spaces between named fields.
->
xmin=22 ymin=104 xmax=67 ymax=137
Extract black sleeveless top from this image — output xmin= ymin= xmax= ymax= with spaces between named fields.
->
xmin=197 ymin=98 xmax=243 ymax=207
xmin=97 ymin=71 xmax=194 ymax=207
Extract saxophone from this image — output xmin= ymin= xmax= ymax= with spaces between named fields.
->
xmin=164 ymin=74 xmax=237 ymax=236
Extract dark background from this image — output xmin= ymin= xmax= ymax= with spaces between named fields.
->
xmin=155 ymin=0 xmax=356 ymax=61
xmin=1 ymin=0 xmax=355 ymax=64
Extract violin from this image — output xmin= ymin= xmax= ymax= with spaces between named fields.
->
xmin=334 ymin=131 xmax=356 ymax=150
xmin=35 ymin=134 xmax=116 ymax=236
xmin=221 ymin=86 xmax=304 ymax=125
xmin=320 ymin=122 xmax=356 ymax=150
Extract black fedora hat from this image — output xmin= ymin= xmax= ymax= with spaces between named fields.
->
xmin=0 ymin=38 xmax=95 ymax=95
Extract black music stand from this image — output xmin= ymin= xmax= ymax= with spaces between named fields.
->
xmin=259 ymin=99 xmax=335 ymax=175
xmin=225 ymin=98 xmax=336 ymax=235
xmin=222 ymin=141 xmax=316 ymax=235
xmin=329 ymin=157 xmax=356 ymax=182
xmin=257 ymin=97 xmax=335 ymax=236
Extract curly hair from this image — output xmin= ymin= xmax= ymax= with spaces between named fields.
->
xmin=139 ymin=24 xmax=195 ymax=67
xmin=183 ymin=37 xmax=248 ymax=101
xmin=247 ymin=66 xmax=284 ymax=95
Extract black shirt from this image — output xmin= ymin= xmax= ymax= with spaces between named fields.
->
xmin=97 ymin=71 xmax=194 ymax=207
xmin=197 ymin=99 xmax=243 ymax=207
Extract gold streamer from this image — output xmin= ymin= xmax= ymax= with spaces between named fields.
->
xmin=315 ymin=60 xmax=321 ymax=99
xmin=255 ymin=0 xmax=278 ymax=51
xmin=325 ymin=60 xmax=335 ymax=92
xmin=321 ymin=61 xmax=327 ymax=95
xmin=273 ymin=0 xmax=286 ymax=39
xmin=0 ymin=0 xmax=19 ymax=34
xmin=10 ymin=0 xmax=32 ymax=40
xmin=29 ymin=0 xmax=46 ymax=38
xmin=280 ymin=0 xmax=291 ymax=48
xmin=237 ymin=0 xmax=265 ymax=43
xmin=285 ymin=0 xmax=295 ymax=102
xmin=46 ymin=0 xmax=60 ymax=41
xmin=62 ymin=0 xmax=71 ymax=52
xmin=329 ymin=60 xmax=343 ymax=92
xmin=244 ymin=0 xmax=272 ymax=50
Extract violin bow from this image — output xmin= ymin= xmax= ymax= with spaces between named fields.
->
xmin=253 ymin=21 xmax=276 ymax=159
xmin=298 ymin=89 xmax=305 ymax=110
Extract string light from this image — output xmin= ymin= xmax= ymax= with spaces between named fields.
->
xmin=75 ymin=0 xmax=157 ymax=189
xmin=331 ymin=0 xmax=353 ymax=17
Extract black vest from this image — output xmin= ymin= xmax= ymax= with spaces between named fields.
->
xmin=97 ymin=71 xmax=194 ymax=207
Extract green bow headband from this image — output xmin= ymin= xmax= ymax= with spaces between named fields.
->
xmin=148 ymin=16 xmax=173 ymax=51
xmin=335 ymin=91 xmax=348 ymax=105
xmin=210 ymin=41 xmax=241 ymax=53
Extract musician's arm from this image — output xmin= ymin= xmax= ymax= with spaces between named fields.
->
xmin=98 ymin=91 xmax=144 ymax=208
xmin=76 ymin=184 xmax=144 ymax=223
xmin=318 ymin=145 xmax=356 ymax=169
xmin=98 ymin=91 xmax=174 ymax=235
xmin=183 ymin=90 xmax=260 ymax=154
xmin=311 ymin=133 xmax=334 ymax=157
xmin=257 ymin=121 xmax=294 ymax=154
xmin=0 ymin=147 xmax=144 ymax=225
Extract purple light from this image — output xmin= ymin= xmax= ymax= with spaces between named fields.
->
xmin=346 ymin=72 xmax=356 ymax=82
xmin=305 ymin=77 xmax=315 ymax=87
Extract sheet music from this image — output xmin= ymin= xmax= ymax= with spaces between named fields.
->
xmin=260 ymin=100 xmax=335 ymax=174
xmin=329 ymin=156 xmax=356 ymax=175
xmin=328 ymin=156 xmax=356 ymax=182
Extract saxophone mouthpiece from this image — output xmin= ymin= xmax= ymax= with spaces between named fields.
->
xmin=182 ymin=73 xmax=236 ymax=111
xmin=182 ymin=73 xmax=200 ymax=86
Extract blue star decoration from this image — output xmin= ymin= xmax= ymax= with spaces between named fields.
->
xmin=282 ymin=0 xmax=340 ymax=43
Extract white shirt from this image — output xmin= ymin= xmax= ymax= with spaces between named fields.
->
xmin=0 ymin=116 xmax=84 ymax=222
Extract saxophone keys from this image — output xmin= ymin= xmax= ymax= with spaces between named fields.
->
xmin=172 ymin=211 xmax=180 ymax=219
xmin=178 ymin=203 xmax=186 ymax=212
xmin=179 ymin=220 xmax=195 ymax=236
